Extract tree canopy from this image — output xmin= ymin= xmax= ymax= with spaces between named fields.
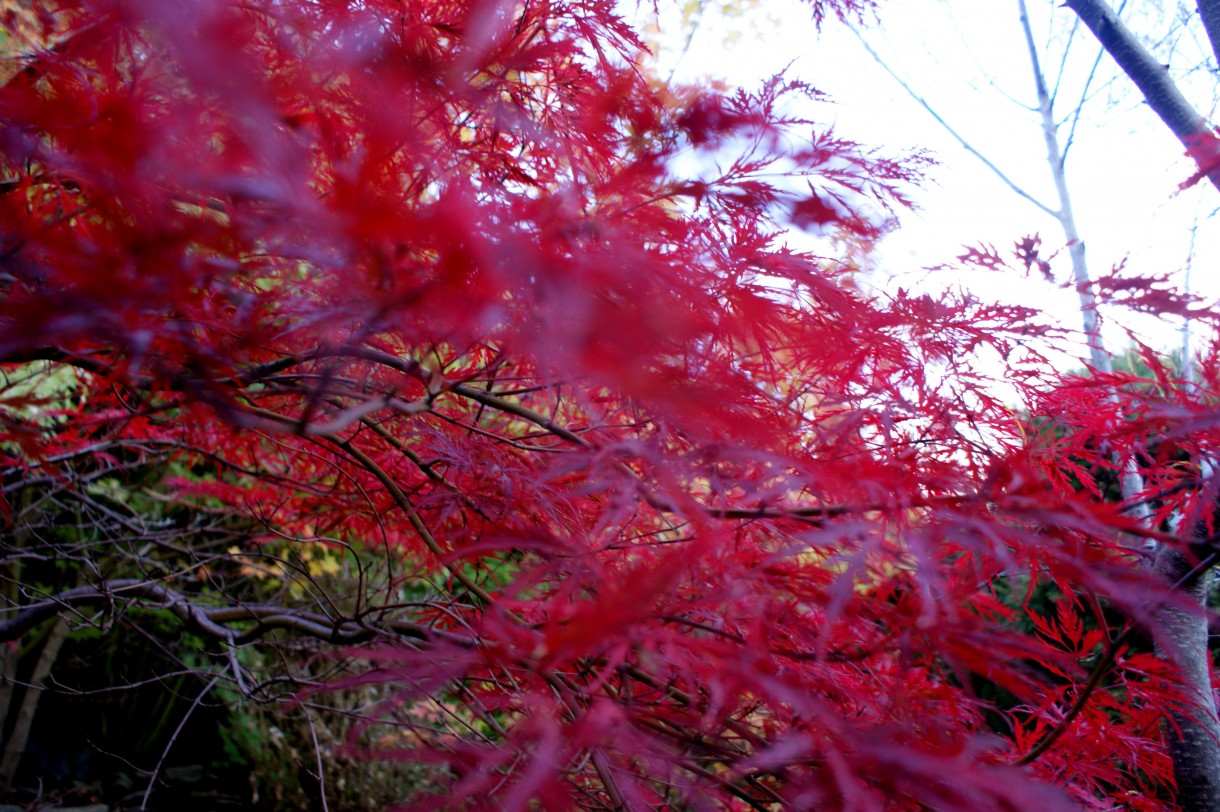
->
xmin=1 ymin=0 xmax=1219 ymax=809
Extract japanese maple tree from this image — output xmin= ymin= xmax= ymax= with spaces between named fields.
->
xmin=1 ymin=0 xmax=1218 ymax=809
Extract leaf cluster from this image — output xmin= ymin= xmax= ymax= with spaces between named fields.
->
xmin=0 ymin=1 xmax=1215 ymax=810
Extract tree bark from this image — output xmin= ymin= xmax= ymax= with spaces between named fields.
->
xmin=1152 ymin=548 xmax=1220 ymax=812
xmin=1018 ymin=0 xmax=1107 ymax=372
xmin=1064 ymin=0 xmax=1220 ymax=193
xmin=1051 ymin=5 xmax=1220 ymax=809
xmin=1198 ymin=0 xmax=1220 ymax=70
xmin=1018 ymin=0 xmax=1151 ymax=515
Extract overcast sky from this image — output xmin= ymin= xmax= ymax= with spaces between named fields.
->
xmin=644 ymin=0 xmax=1220 ymax=363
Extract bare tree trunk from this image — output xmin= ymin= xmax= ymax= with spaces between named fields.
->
xmin=1151 ymin=548 xmax=1220 ymax=812
xmin=859 ymin=6 xmax=1220 ymax=799
xmin=1017 ymin=0 xmax=1150 ymax=509
xmin=0 ymin=638 xmax=16 ymax=761
xmin=1018 ymin=0 xmax=1107 ymax=372
xmin=1165 ymin=212 xmax=1220 ymax=811
xmin=0 ymin=615 xmax=71 ymax=789
xmin=0 ymin=521 xmax=25 ymax=757
xmin=1018 ymin=3 xmax=1220 ymax=808
xmin=1063 ymin=0 xmax=1220 ymax=193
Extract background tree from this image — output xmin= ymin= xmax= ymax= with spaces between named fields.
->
xmin=1 ymin=0 xmax=1219 ymax=809
xmin=845 ymin=3 xmax=1220 ymax=807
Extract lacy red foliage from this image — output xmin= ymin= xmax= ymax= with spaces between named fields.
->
xmin=0 ymin=1 xmax=1215 ymax=809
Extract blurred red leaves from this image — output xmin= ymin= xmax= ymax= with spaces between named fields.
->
xmin=0 ymin=0 xmax=1214 ymax=809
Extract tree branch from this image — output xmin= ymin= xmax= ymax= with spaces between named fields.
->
xmin=0 ymin=579 xmax=472 ymax=647
xmin=849 ymin=28 xmax=1060 ymax=218
xmin=1064 ymin=0 xmax=1220 ymax=193
xmin=1198 ymin=0 xmax=1220 ymax=69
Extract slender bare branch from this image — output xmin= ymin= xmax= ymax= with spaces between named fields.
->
xmin=849 ymin=28 xmax=1059 ymax=218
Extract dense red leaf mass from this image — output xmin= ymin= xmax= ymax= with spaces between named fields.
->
xmin=1 ymin=1 xmax=1217 ymax=809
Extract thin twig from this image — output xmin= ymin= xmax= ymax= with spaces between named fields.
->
xmin=139 ymin=674 xmax=221 ymax=811
xmin=849 ymin=28 xmax=1059 ymax=218
xmin=303 ymin=706 xmax=331 ymax=812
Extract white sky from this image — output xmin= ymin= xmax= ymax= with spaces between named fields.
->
xmin=642 ymin=0 xmax=1220 ymax=365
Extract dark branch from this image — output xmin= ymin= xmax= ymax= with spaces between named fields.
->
xmin=1198 ymin=0 xmax=1220 ymax=71
xmin=1064 ymin=0 xmax=1220 ymax=193
xmin=0 ymin=579 xmax=471 ymax=647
